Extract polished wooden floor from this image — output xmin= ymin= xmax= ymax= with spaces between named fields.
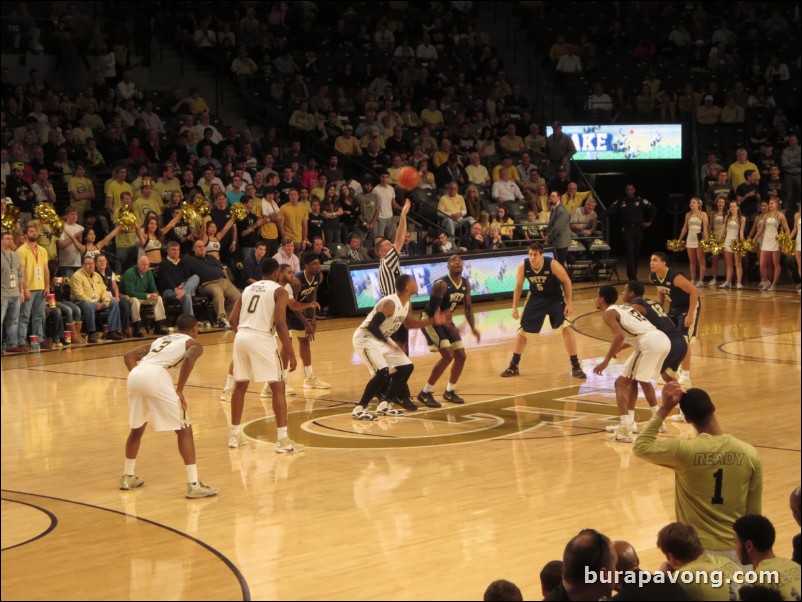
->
xmin=2 ymin=276 xmax=800 ymax=601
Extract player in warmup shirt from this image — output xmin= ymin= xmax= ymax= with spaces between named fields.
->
xmin=417 ymin=254 xmax=481 ymax=408
xmin=227 ymin=258 xmax=302 ymax=453
xmin=501 ymin=242 xmax=586 ymax=379
xmin=259 ymin=259 xmax=325 ymax=397
xmin=733 ymin=515 xmax=802 ymax=601
xmin=649 ymin=252 xmax=700 ymax=420
xmin=351 ymin=274 xmax=449 ymax=420
xmin=120 ymin=314 xmax=217 ymax=498
xmin=634 ymin=383 xmax=762 ymax=560
xmin=593 ymin=285 xmax=670 ymax=443
xmin=287 ymin=252 xmax=329 ymax=390
xmin=600 ymin=280 xmax=690 ymax=437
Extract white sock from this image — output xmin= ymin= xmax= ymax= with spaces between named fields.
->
xmin=621 ymin=415 xmax=634 ymax=427
xmin=628 ymin=410 xmax=635 ymax=421
xmin=124 ymin=458 xmax=136 ymax=476
xmin=683 ymin=371 xmax=690 ymax=380
xmin=423 ymin=383 xmax=435 ymax=393
xmin=277 ymin=426 xmax=288 ymax=440
xmin=446 ymin=382 xmax=456 ymax=392
xmin=185 ymin=464 xmax=198 ymax=484
xmin=231 ymin=424 xmax=242 ymax=436
xmin=304 ymin=365 xmax=314 ymax=378
xmin=650 ymin=406 xmax=658 ymax=415
xmin=225 ymin=374 xmax=234 ymax=389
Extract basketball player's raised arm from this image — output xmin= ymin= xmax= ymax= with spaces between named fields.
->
xmin=124 ymin=343 xmax=152 ymax=371
xmin=274 ymin=286 xmax=297 ymax=371
xmin=176 ymin=341 xmax=204 ymax=407
xmin=463 ymin=278 xmax=480 ymax=341
xmin=511 ymin=262 xmax=525 ymax=319
xmin=229 ymin=296 xmax=243 ymax=332
xmin=393 ymin=199 xmax=411 ymax=254
xmin=552 ymin=259 xmax=574 ymax=316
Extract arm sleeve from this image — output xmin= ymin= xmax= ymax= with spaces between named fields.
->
xmin=366 ymin=312 xmax=388 ymax=341
xmin=632 ymin=415 xmax=682 ymax=468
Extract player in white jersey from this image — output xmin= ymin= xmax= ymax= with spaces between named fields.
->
xmin=120 ymin=314 xmax=217 ymax=498
xmin=351 ymin=273 xmax=449 ymax=420
xmin=593 ymin=285 xmax=670 ymax=443
xmin=227 ymin=257 xmax=303 ymax=453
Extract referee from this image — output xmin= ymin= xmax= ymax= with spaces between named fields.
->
xmin=375 ymin=199 xmax=416 ymax=410
xmin=606 ymin=183 xmax=657 ymax=281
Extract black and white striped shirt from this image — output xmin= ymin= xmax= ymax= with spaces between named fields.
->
xmin=379 ymin=247 xmax=401 ymax=297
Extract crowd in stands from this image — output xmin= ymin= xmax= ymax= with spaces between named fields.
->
xmin=2 ymin=0 xmax=800 ymax=352
xmin=1 ymin=0 xmax=612 ymax=354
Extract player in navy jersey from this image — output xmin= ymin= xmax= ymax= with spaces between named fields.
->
xmin=285 ymin=251 xmax=330 ymax=390
xmin=417 ymin=255 xmax=481 ymax=408
xmin=649 ymin=253 xmax=700 ymax=424
xmin=501 ymin=243 xmax=586 ymax=378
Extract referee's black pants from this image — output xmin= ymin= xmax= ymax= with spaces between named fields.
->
xmin=622 ymin=225 xmax=643 ymax=281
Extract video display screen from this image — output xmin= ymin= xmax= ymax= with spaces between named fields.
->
xmin=348 ymin=250 xmax=552 ymax=310
xmin=545 ymin=124 xmax=682 ymax=160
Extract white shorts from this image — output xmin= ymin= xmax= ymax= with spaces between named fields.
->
xmin=127 ymin=364 xmax=189 ymax=432
xmin=353 ymin=333 xmax=412 ymax=375
xmin=622 ymin=331 xmax=671 ymax=383
xmin=233 ymin=329 xmax=283 ymax=383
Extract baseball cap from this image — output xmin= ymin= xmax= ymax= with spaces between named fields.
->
xmin=12 ymin=162 xmax=24 ymax=170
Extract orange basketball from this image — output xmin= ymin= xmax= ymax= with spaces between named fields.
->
xmin=398 ymin=166 xmax=420 ymax=189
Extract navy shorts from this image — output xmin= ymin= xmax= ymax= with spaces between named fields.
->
xmin=520 ymin=298 xmax=566 ymax=334
xmin=662 ymin=333 xmax=688 ymax=372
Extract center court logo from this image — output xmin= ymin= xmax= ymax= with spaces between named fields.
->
xmin=242 ymin=385 xmax=648 ymax=449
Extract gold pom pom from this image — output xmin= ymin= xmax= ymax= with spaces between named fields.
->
xmin=230 ymin=202 xmax=249 ymax=221
xmin=115 ymin=205 xmax=138 ymax=231
xmin=666 ymin=239 xmax=686 ymax=252
xmin=700 ymin=235 xmax=724 ymax=256
xmin=33 ymin=202 xmax=64 ymax=235
xmin=777 ymin=232 xmax=795 ymax=256
xmin=1 ymin=204 xmax=20 ymax=231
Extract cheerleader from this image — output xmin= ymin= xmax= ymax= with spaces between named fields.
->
xmin=678 ymin=197 xmax=709 ymax=286
xmin=748 ymin=200 xmax=769 ymax=287
xmin=756 ymin=198 xmax=791 ymax=291
xmin=709 ymin=196 xmax=727 ymax=287
xmin=791 ymin=204 xmax=801 ymax=294
xmin=721 ymin=200 xmax=746 ymax=289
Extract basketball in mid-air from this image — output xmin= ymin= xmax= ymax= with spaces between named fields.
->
xmin=398 ymin=166 xmax=420 ymax=190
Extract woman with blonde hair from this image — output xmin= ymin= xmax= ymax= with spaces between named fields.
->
xmin=464 ymin=184 xmax=481 ymax=220
xmin=678 ymin=197 xmax=709 ymax=286
xmin=708 ymin=196 xmax=727 ymax=286
xmin=755 ymin=198 xmax=791 ymax=291
xmin=720 ymin=200 xmax=746 ymax=289
xmin=532 ymin=183 xmax=549 ymax=214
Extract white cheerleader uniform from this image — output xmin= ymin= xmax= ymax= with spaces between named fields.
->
xmin=685 ymin=213 xmax=703 ymax=248
xmin=760 ymin=214 xmax=780 ymax=252
xmin=724 ymin=217 xmax=740 ymax=252
xmin=712 ymin=214 xmax=725 ymax=240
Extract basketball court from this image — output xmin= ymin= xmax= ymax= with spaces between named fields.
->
xmin=2 ymin=283 xmax=800 ymax=600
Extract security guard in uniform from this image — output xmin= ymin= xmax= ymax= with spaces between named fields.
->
xmin=606 ymin=184 xmax=657 ymax=280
